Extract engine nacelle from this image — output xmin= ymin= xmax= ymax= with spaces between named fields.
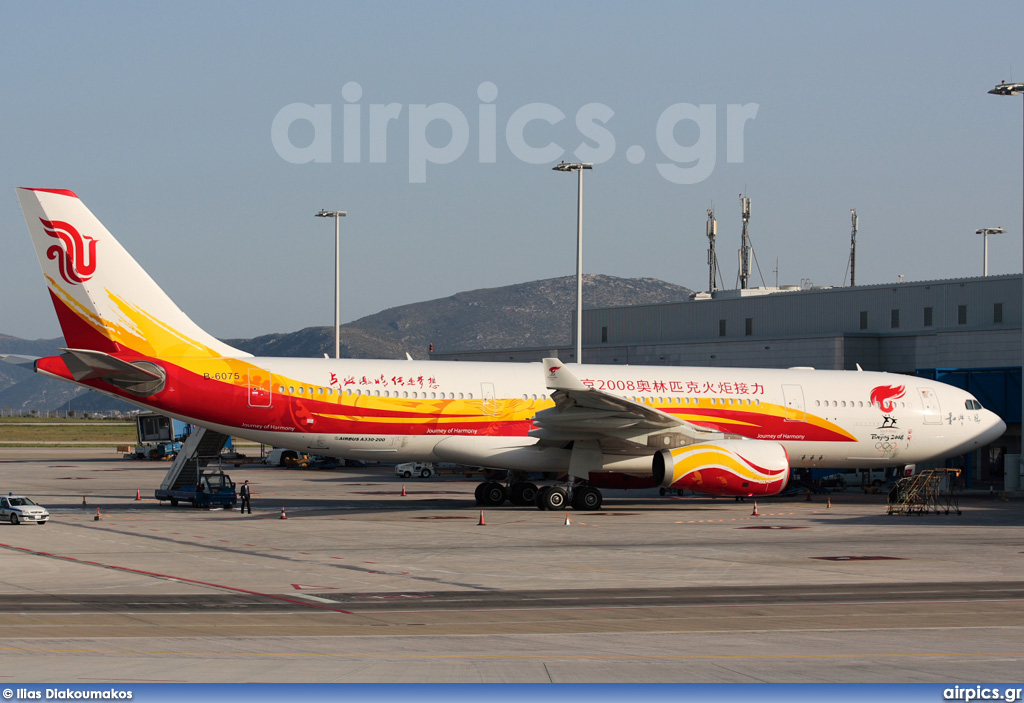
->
xmin=652 ymin=440 xmax=790 ymax=497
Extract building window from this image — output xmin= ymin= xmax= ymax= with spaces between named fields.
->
xmin=859 ymin=311 xmax=868 ymax=330
xmin=891 ymin=309 xmax=899 ymax=329
xmin=958 ymin=305 xmax=967 ymax=325
xmin=601 ymin=326 xmax=608 ymax=343
xmin=745 ymin=317 xmax=753 ymax=336
xmin=923 ymin=307 xmax=933 ymax=327
xmin=994 ymin=302 xmax=1003 ymax=324
xmin=719 ymin=319 xmax=726 ymax=337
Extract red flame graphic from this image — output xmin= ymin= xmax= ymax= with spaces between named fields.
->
xmin=41 ymin=218 xmax=97 ymax=285
xmin=870 ymin=384 xmax=906 ymax=413
xmin=548 ymin=365 xmax=562 ymax=375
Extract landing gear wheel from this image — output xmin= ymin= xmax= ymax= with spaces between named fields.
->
xmin=536 ymin=486 xmax=568 ymax=511
xmin=571 ymin=486 xmax=602 ymax=511
xmin=480 ymin=481 xmax=508 ymax=506
xmin=658 ymin=487 xmax=667 ymax=496
xmin=474 ymin=483 xmax=487 ymax=505
xmin=509 ymin=482 xmax=539 ymax=506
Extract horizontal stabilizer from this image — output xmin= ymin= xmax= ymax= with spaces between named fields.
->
xmin=59 ymin=348 xmax=164 ymax=383
xmin=0 ymin=354 xmax=40 ymax=369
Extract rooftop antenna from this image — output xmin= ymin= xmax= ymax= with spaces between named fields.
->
xmin=845 ymin=208 xmax=858 ymax=287
xmin=706 ymin=205 xmax=719 ymax=292
xmin=738 ymin=194 xmax=752 ymax=289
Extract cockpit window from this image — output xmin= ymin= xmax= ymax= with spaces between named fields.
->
xmin=965 ymin=399 xmax=982 ymax=410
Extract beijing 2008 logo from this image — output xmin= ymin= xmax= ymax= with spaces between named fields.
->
xmin=40 ymin=218 xmax=97 ymax=285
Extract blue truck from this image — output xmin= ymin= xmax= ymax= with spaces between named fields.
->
xmin=154 ymin=469 xmax=237 ymax=508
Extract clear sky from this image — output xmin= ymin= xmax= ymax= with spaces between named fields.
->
xmin=1 ymin=1 xmax=1022 ymax=340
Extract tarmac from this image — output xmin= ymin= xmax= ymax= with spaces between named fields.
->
xmin=0 ymin=447 xmax=1022 ymax=683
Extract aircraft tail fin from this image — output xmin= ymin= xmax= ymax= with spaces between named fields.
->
xmin=15 ymin=188 xmax=248 ymax=360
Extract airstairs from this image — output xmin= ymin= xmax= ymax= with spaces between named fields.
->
xmin=887 ymin=468 xmax=962 ymax=516
xmin=158 ymin=426 xmax=232 ymax=492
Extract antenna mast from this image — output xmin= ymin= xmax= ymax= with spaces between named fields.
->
xmin=738 ymin=195 xmax=752 ymax=289
xmin=849 ymin=208 xmax=858 ymax=287
xmin=706 ymin=206 xmax=718 ymax=292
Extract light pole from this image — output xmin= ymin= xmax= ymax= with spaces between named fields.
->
xmin=552 ymin=161 xmax=593 ymax=364
xmin=988 ymin=80 xmax=1024 ymax=481
xmin=315 ymin=208 xmax=347 ymax=359
xmin=976 ymin=227 xmax=1006 ymax=276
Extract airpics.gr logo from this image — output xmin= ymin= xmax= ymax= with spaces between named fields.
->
xmin=870 ymin=384 xmax=906 ymax=413
xmin=41 ymin=218 xmax=97 ymax=285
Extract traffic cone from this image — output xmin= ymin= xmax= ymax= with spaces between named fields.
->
xmin=94 ymin=508 xmax=101 ymax=521
xmin=82 ymin=495 xmax=87 ymax=506
xmin=827 ymin=496 xmax=832 ymax=509
xmin=805 ymin=490 xmax=812 ymax=502
xmin=401 ymin=484 xmax=407 ymax=496
xmin=478 ymin=510 xmax=485 ymax=526
xmin=564 ymin=512 xmax=571 ymax=526
xmin=280 ymin=506 xmax=287 ymax=520
xmin=135 ymin=488 xmax=141 ymax=501
xmin=751 ymin=500 xmax=759 ymax=517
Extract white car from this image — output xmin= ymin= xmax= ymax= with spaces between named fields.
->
xmin=1 ymin=495 xmax=50 ymax=525
xmin=395 ymin=462 xmax=434 ymax=479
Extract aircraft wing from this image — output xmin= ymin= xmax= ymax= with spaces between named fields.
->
xmin=531 ymin=358 xmax=728 ymax=454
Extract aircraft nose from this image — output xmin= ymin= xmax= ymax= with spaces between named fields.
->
xmin=982 ymin=412 xmax=1007 ymax=444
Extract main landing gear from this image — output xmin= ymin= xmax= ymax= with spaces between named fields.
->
xmin=474 ymin=481 xmax=602 ymax=511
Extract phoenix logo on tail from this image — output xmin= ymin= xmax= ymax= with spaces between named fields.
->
xmin=41 ymin=218 xmax=97 ymax=285
xmin=870 ymin=384 xmax=906 ymax=413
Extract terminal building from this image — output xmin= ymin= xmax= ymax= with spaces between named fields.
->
xmin=431 ymin=274 xmax=1022 ymax=489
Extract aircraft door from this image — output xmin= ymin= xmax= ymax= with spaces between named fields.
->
xmin=481 ymin=382 xmax=498 ymax=416
xmin=782 ymin=384 xmax=806 ymax=421
xmin=917 ymin=387 xmax=941 ymax=425
xmin=248 ymin=368 xmax=273 ymax=408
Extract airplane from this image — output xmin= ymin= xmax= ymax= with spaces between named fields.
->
xmin=5 ymin=187 xmax=1007 ymax=511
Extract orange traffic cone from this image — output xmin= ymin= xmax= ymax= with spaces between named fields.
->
xmin=82 ymin=495 xmax=87 ymax=506
xmin=401 ymin=484 xmax=407 ymax=496
xmin=135 ymin=488 xmax=141 ymax=501
xmin=280 ymin=506 xmax=287 ymax=520
xmin=751 ymin=500 xmax=759 ymax=517
xmin=827 ymin=496 xmax=832 ymax=509
xmin=94 ymin=508 xmax=101 ymax=521
xmin=478 ymin=510 xmax=485 ymax=526
xmin=564 ymin=512 xmax=571 ymax=526
xmin=805 ymin=490 xmax=812 ymax=502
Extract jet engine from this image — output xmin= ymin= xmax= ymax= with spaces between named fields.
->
xmin=652 ymin=440 xmax=790 ymax=497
